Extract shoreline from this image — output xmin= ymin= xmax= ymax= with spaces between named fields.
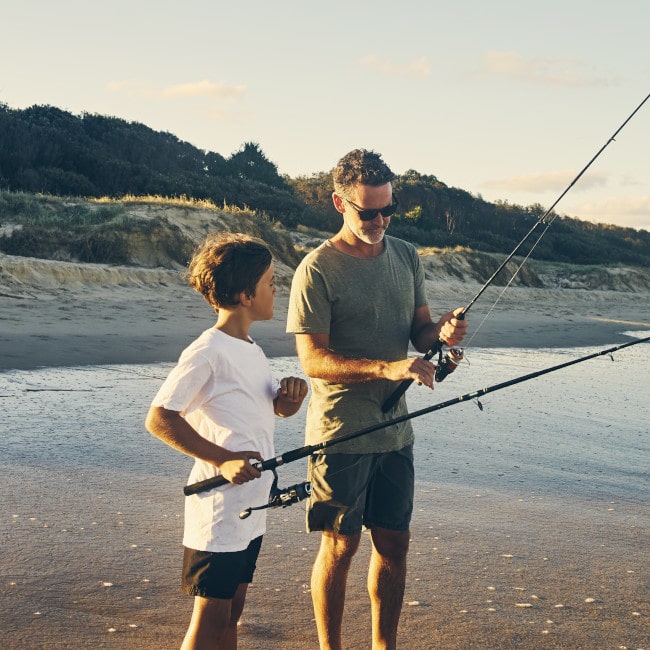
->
xmin=2 ymin=282 xmax=650 ymax=371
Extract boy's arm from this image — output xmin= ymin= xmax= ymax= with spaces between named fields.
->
xmin=274 ymin=376 xmax=308 ymax=417
xmin=145 ymin=406 xmax=263 ymax=485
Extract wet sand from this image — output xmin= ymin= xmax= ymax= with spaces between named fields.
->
xmin=3 ymin=465 xmax=648 ymax=649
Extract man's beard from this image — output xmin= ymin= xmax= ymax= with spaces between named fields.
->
xmin=357 ymin=223 xmax=386 ymax=245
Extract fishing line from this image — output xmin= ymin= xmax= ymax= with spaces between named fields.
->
xmin=382 ymin=91 xmax=650 ymax=412
xmin=463 ymin=217 xmax=553 ymax=350
xmin=184 ymin=335 xmax=650 ymax=496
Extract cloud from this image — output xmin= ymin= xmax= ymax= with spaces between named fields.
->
xmin=160 ymin=80 xmax=246 ymax=101
xmin=359 ymin=55 xmax=430 ymax=78
xmin=572 ymin=195 xmax=650 ymax=230
xmin=105 ymin=80 xmax=147 ymax=96
xmin=478 ymin=51 xmax=620 ymax=87
xmin=106 ymin=79 xmax=246 ymax=102
xmin=483 ymin=170 xmax=607 ymax=194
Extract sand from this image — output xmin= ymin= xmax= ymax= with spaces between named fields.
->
xmin=1 ymin=257 xmax=650 ymax=371
xmin=1 ymin=256 xmax=649 ymax=649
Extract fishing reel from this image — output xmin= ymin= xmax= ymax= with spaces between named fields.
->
xmin=239 ymin=470 xmax=311 ymax=520
xmin=435 ymin=347 xmax=465 ymax=383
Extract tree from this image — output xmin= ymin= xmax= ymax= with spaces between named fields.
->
xmin=226 ymin=142 xmax=286 ymax=188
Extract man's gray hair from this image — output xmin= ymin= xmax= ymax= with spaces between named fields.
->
xmin=333 ymin=149 xmax=395 ymax=198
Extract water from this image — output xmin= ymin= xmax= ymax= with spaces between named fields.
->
xmin=1 ymin=340 xmax=648 ymax=648
xmin=1 ymin=338 xmax=648 ymax=505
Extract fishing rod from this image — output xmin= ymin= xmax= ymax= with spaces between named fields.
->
xmin=381 ymin=92 xmax=650 ymax=413
xmin=184 ymin=335 xmax=650 ymax=497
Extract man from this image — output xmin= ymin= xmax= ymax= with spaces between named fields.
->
xmin=286 ymin=149 xmax=467 ymax=649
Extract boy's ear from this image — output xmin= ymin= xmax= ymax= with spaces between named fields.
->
xmin=239 ymin=291 xmax=253 ymax=306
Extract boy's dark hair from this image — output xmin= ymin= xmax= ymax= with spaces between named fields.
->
xmin=333 ymin=149 xmax=396 ymax=199
xmin=186 ymin=232 xmax=272 ymax=312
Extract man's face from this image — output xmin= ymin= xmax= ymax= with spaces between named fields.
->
xmin=340 ymin=182 xmax=394 ymax=246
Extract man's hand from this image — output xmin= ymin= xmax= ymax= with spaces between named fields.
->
xmin=438 ymin=307 xmax=468 ymax=347
xmin=383 ymin=356 xmax=436 ymax=389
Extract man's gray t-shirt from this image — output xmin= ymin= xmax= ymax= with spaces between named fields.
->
xmin=286 ymin=236 xmax=428 ymax=453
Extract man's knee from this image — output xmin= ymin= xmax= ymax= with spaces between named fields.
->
xmin=370 ymin=527 xmax=410 ymax=560
xmin=319 ymin=530 xmax=362 ymax=564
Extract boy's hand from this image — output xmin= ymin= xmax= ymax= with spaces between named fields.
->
xmin=274 ymin=376 xmax=308 ymax=417
xmin=218 ymin=450 xmax=263 ymax=485
xmin=279 ymin=376 xmax=309 ymax=401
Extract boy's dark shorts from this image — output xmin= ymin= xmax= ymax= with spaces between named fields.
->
xmin=181 ymin=535 xmax=263 ymax=600
xmin=306 ymin=445 xmax=414 ymax=535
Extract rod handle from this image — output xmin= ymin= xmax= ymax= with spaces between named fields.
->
xmin=381 ymin=310 xmax=466 ymax=413
xmin=183 ymin=460 xmax=263 ymax=496
xmin=183 ymin=446 xmax=312 ymax=496
xmin=183 ymin=474 xmax=228 ymax=496
xmin=381 ymin=339 xmax=443 ymax=413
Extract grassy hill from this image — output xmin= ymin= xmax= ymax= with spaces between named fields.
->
xmin=1 ymin=103 xmax=649 ymax=269
xmin=1 ymin=192 xmax=649 ymax=296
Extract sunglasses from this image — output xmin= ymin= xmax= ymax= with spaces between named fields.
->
xmin=344 ymin=195 xmax=399 ymax=221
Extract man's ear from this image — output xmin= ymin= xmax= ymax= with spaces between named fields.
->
xmin=332 ymin=192 xmax=346 ymax=215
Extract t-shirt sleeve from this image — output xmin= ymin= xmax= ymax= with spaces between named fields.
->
xmin=151 ymin=347 xmax=213 ymax=414
xmin=286 ymin=259 xmax=331 ymax=334
xmin=271 ymin=376 xmax=281 ymax=398
xmin=414 ymin=252 xmax=428 ymax=308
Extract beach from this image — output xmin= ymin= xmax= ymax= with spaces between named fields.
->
xmin=2 ymin=266 xmax=650 ymax=371
xmin=1 ymin=261 xmax=649 ymax=649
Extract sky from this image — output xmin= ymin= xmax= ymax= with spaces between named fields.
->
xmin=2 ymin=0 xmax=649 ymax=231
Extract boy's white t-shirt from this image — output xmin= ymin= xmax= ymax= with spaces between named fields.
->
xmin=151 ymin=327 xmax=280 ymax=553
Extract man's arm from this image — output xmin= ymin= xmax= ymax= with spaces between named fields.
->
xmin=411 ymin=305 xmax=468 ymax=353
xmin=294 ymin=332 xmax=438 ymax=388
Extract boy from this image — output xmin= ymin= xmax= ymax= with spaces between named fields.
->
xmin=145 ymin=232 xmax=307 ymax=650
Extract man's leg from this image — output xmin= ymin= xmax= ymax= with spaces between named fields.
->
xmin=311 ymin=530 xmax=361 ymax=650
xmin=368 ymin=526 xmax=410 ymax=650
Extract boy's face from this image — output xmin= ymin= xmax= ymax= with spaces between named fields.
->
xmin=250 ymin=262 xmax=276 ymax=321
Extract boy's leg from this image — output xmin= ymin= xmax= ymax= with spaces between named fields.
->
xmin=180 ymin=584 xmax=249 ymax=650
xmin=181 ymin=538 xmax=261 ymax=648
xmin=219 ymin=583 xmax=249 ymax=649
xmin=181 ymin=594 xmax=232 ymax=649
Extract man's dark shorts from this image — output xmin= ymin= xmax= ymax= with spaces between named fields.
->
xmin=306 ymin=445 xmax=414 ymax=535
xmin=181 ymin=535 xmax=263 ymax=600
